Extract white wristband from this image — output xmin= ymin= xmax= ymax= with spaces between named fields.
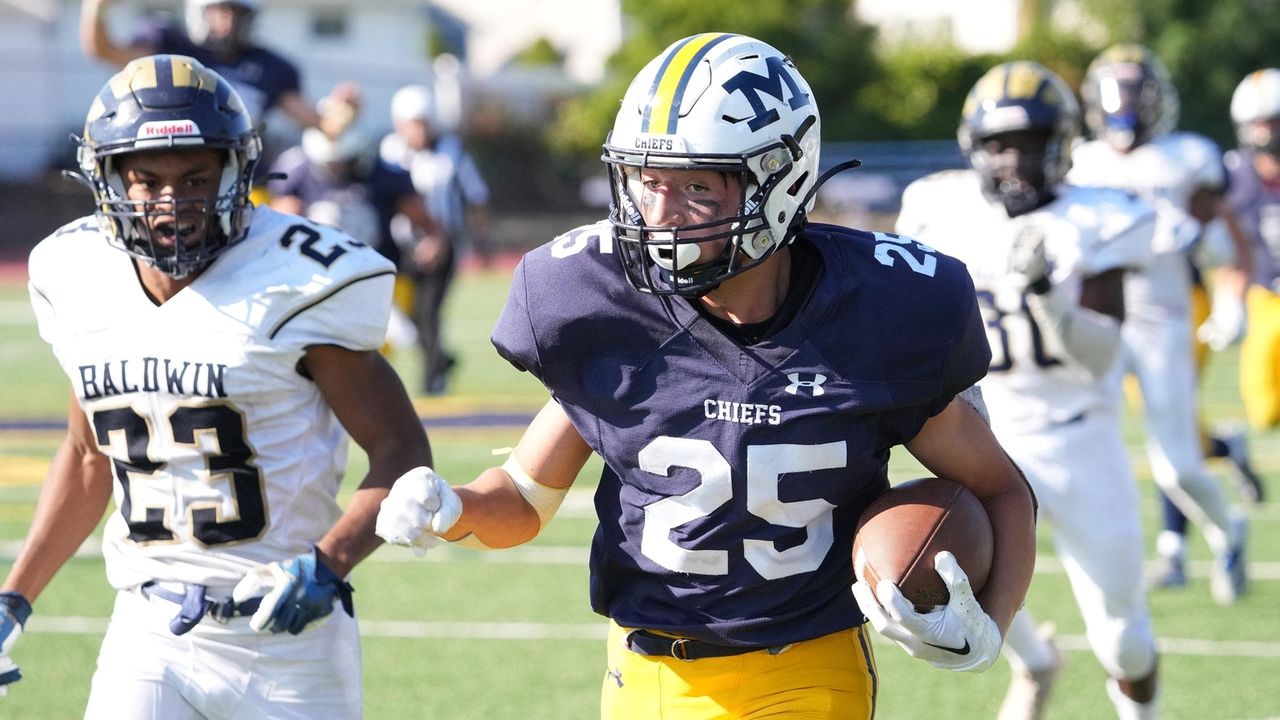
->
xmin=503 ymin=456 xmax=569 ymax=529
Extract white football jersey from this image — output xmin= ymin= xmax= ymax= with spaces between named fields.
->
xmin=28 ymin=206 xmax=396 ymax=593
xmin=1069 ymin=132 xmax=1225 ymax=313
xmin=897 ymin=170 xmax=1154 ymax=433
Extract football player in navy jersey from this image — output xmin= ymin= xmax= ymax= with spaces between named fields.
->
xmin=0 ymin=56 xmax=433 ymax=718
xmin=377 ymin=34 xmax=1036 ymax=719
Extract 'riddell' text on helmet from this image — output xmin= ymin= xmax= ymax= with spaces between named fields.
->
xmin=958 ymin=61 xmax=1080 ymax=217
xmin=76 ymin=54 xmax=261 ymax=278
xmin=603 ymin=33 xmax=821 ymax=297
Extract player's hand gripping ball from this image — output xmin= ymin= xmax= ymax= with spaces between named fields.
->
xmin=852 ymin=477 xmax=993 ymax=612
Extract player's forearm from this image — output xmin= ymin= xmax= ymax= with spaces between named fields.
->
xmin=976 ymin=482 xmax=1037 ymax=635
xmin=446 ymin=467 xmax=543 ymax=548
xmin=3 ymin=443 xmax=112 ymax=602
xmin=79 ymin=0 xmax=131 ymax=66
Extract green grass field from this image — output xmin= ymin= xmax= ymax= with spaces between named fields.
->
xmin=0 ymin=267 xmax=1277 ymax=719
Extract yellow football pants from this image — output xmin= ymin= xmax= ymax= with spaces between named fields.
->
xmin=601 ymin=621 xmax=877 ymax=720
xmin=1241 ymin=285 xmax=1280 ymax=428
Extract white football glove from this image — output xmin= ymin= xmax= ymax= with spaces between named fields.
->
xmin=852 ymin=550 xmax=1002 ymax=673
xmin=1197 ymin=287 xmax=1246 ymax=352
xmin=1008 ymin=227 xmax=1051 ymax=293
xmin=375 ymin=466 xmax=462 ymax=555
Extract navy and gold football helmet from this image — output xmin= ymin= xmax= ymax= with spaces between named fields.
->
xmin=1081 ymin=44 xmax=1179 ymax=152
xmin=958 ymin=61 xmax=1079 ymax=217
xmin=77 ymin=54 xmax=261 ymax=278
xmin=602 ymin=33 xmax=822 ymax=297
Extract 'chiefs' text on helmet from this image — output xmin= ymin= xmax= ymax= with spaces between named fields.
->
xmin=602 ymin=33 xmax=821 ymax=297
xmin=77 ymin=54 xmax=261 ymax=278
xmin=958 ymin=61 xmax=1080 ymax=217
xmin=1081 ymin=44 xmax=1179 ymax=153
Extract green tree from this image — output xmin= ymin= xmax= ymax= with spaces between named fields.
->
xmin=548 ymin=0 xmax=882 ymax=162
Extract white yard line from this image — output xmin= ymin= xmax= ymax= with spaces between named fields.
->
xmin=22 ymin=615 xmax=1280 ymax=658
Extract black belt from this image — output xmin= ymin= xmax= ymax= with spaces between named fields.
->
xmin=624 ymin=629 xmax=790 ymax=661
xmin=140 ymin=582 xmax=263 ymax=635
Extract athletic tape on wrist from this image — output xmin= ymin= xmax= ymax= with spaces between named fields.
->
xmin=502 ymin=455 xmax=569 ymax=528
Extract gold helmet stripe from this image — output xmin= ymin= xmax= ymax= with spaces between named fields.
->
xmin=642 ymin=32 xmax=735 ymax=135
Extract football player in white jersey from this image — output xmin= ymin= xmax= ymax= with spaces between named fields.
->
xmin=0 ymin=55 xmax=434 ymax=719
xmin=897 ymin=61 xmax=1160 ymax=720
xmin=1069 ymin=44 xmax=1251 ymax=605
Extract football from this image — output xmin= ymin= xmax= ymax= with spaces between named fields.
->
xmin=852 ymin=477 xmax=994 ymax=612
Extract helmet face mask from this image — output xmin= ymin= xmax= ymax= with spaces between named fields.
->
xmin=958 ymin=61 xmax=1079 ymax=217
xmin=1081 ymin=44 xmax=1179 ymax=153
xmin=602 ymin=33 xmax=820 ymax=297
xmin=78 ymin=54 xmax=260 ymax=279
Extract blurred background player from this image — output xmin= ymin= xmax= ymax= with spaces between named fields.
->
xmin=267 ymin=114 xmax=446 ymax=357
xmin=380 ymin=85 xmax=493 ymax=394
xmin=897 ymin=60 xmax=1160 ymax=719
xmin=81 ymin=0 xmax=359 ymax=199
xmin=1228 ymin=69 xmax=1280 ymax=436
xmin=376 ymin=33 xmax=1038 ymax=720
xmin=0 ymin=55 xmax=434 ymax=716
xmin=1070 ymin=43 xmax=1252 ymax=604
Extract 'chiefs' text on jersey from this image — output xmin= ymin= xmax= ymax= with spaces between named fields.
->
xmin=492 ymin=220 xmax=990 ymax=648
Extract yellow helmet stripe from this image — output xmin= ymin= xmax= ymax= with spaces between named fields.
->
xmin=642 ymin=33 xmax=736 ymax=134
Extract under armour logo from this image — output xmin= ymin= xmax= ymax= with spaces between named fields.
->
xmin=785 ymin=372 xmax=827 ymax=396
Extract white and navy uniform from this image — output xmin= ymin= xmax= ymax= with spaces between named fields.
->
xmin=898 ymin=170 xmax=1158 ymax=680
xmin=28 ymin=206 xmax=394 ymax=720
xmin=1070 ymin=133 xmax=1239 ymax=556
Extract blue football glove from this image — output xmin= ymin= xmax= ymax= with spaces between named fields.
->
xmin=0 ymin=591 xmax=33 ymax=695
xmin=231 ymin=549 xmax=353 ymax=635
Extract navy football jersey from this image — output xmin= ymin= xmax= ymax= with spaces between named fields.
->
xmin=491 ymin=221 xmax=991 ymax=647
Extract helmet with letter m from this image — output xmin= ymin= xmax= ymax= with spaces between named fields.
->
xmin=77 ymin=54 xmax=261 ymax=278
xmin=1080 ymin=43 xmax=1179 ymax=152
xmin=602 ymin=33 xmax=821 ymax=297
xmin=958 ymin=60 xmax=1080 ymax=217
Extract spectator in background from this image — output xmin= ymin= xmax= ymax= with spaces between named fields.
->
xmin=81 ymin=0 xmax=357 ymax=199
xmin=268 ymin=121 xmax=446 ymax=356
xmin=380 ymin=84 xmax=493 ymax=395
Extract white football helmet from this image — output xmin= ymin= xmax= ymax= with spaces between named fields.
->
xmin=391 ymin=85 xmax=436 ymax=124
xmin=185 ymin=0 xmax=259 ymax=48
xmin=1231 ymin=69 xmax=1280 ymax=155
xmin=603 ymin=33 xmax=821 ymax=296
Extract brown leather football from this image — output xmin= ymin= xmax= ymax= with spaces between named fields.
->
xmin=852 ymin=477 xmax=993 ymax=612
